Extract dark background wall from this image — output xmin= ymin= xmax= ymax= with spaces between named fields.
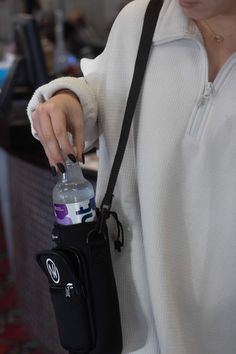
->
xmin=0 ymin=0 xmax=130 ymax=44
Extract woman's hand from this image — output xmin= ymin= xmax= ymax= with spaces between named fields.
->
xmin=31 ymin=91 xmax=84 ymax=174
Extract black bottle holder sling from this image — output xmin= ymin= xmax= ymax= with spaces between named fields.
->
xmin=36 ymin=1 xmax=163 ymax=353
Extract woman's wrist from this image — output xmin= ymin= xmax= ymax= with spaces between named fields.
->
xmin=52 ymin=89 xmax=80 ymax=102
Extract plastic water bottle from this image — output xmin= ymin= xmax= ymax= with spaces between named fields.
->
xmin=53 ymin=157 xmax=96 ymax=225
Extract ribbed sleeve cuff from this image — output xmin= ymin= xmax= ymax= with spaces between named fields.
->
xmin=26 ymin=76 xmax=98 ymax=140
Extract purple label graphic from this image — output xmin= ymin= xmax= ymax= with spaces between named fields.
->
xmin=54 ymin=198 xmax=96 ymax=225
xmin=54 ymin=204 xmax=73 ymax=225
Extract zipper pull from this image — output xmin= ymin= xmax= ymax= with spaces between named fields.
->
xmin=65 ymin=283 xmax=74 ymax=302
xmin=198 ymin=82 xmax=214 ymax=106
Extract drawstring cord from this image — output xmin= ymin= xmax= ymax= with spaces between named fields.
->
xmin=109 ymin=211 xmax=124 ymax=252
xmin=96 ymin=207 xmax=124 ymax=252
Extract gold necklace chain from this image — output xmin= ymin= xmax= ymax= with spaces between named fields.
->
xmin=203 ymin=21 xmax=224 ymax=43
xmin=201 ymin=20 xmax=236 ymax=44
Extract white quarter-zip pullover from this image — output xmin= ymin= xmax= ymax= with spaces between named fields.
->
xmin=27 ymin=0 xmax=236 ymax=353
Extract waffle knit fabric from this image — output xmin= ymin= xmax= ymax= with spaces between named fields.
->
xmin=27 ymin=0 xmax=236 ymax=353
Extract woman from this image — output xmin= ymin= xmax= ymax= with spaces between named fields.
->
xmin=27 ymin=0 xmax=236 ymax=353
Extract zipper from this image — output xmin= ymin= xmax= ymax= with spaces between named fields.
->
xmin=65 ymin=283 xmax=74 ymax=301
xmin=184 ymin=35 xmax=212 ymax=139
xmin=187 ymin=52 xmax=236 ymax=138
xmin=50 ymin=282 xmax=85 ymax=302
xmin=154 ymin=34 xmax=210 ymax=139
xmin=155 ymin=34 xmax=236 ymax=139
xmin=188 ymin=82 xmax=214 ymax=137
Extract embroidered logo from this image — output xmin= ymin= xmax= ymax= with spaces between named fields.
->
xmin=46 ymin=258 xmax=60 ymax=284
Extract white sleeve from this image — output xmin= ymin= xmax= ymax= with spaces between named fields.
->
xmin=26 ymin=0 xmax=150 ymax=150
xmin=26 ymin=76 xmax=99 ymax=151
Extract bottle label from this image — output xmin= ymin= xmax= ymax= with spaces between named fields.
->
xmin=54 ymin=197 xmax=96 ymax=225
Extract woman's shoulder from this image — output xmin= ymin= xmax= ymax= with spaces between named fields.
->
xmin=113 ymin=0 xmax=150 ymax=31
xmin=117 ymin=0 xmax=157 ymax=22
xmin=113 ymin=0 xmax=172 ymax=34
xmin=117 ymin=0 xmax=173 ymax=21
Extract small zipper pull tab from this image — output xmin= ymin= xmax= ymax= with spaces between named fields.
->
xmin=198 ymin=82 xmax=214 ymax=106
xmin=65 ymin=283 xmax=74 ymax=302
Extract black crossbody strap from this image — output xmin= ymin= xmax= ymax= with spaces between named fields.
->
xmin=101 ymin=0 xmax=163 ymax=210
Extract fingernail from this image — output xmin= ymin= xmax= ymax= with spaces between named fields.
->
xmin=68 ymin=154 xmax=77 ymax=163
xmin=50 ymin=166 xmax=57 ymax=177
xmin=82 ymin=153 xmax=85 ymax=164
xmin=57 ymin=163 xmax=66 ymax=173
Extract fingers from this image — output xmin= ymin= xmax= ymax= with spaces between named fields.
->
xmin=32 ymin=109 xmax=58 ymax=168
xmin=32 ymin=104 xmax=63 ymax=168
xmin=31 ymin=95 xmax=85 ymax=173
xmin=51 ymin=92 xmax=85 ymax=162
xmin=35 ymin=115 xmax=66 ymax=174
xmin=50 ymin=110 xmax=77 ymax=160
xmin=68 ymin=114 xmax=85 ymax=162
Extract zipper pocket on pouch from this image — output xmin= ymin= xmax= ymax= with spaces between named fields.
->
xmin=49 ymin=281 xmax=93 ymax=351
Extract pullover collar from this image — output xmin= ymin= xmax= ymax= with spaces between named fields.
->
xmin=153 ymin=0 xmax=203 ymax=44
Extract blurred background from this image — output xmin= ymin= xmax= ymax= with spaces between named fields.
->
xmin=0 ymin=0 xmax=131 ymax=353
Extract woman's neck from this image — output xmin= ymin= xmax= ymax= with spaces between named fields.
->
xmin=195 ymin=14 xmax=236 ymax=52
xmin=195 ymin=14 xmax=236 ymax=82
xmin=204 ymin=14 xmax=236 ymax=38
